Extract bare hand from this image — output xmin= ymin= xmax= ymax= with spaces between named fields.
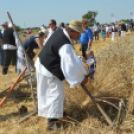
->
xmin=88 ymin=45 xmax=91 ymax=50
xmin=82 ymin=57 xmax=86 ymax=63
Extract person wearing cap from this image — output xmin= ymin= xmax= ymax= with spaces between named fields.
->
xmin=1 ymin=21 xmax=18 ymax=74
xmin=17 ymin=31 xmax=48 ymax=81
xmin=35 ymin=20 xmax=88 ymax=130
xmin=80 ymin=19 xmax=93 ymax=58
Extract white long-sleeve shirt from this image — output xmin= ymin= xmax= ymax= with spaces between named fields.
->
xmin=35 ymin=29 xmax=87 ymax=88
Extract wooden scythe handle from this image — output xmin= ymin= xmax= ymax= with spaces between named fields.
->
xmin=0 ymin=66 xmax=27 ymax=107
xmin=81 ymin=84 xmax=114 ymax=128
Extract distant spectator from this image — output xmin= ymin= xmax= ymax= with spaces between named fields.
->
xmin=120 ymin=22 xmax=126 ymax=37
xmin=118 ymin=24 xmax=121 ymax=36
xmin=109 ymin=25 xmax=112 ymax=34
xmin=65 ymin=23 xmax=69 ymax=28
xmin=93 ymin=23 xmax=100 ymax=40
xmin=101 ymin=25 xmax=106 ymax=41
xmin=130 ymin=19 xmax=134 ymax=31
xmin=125 ymin=23 xmax=128 ymax=32
xmin=80 ymin=19 xmax=93 ymax=58
xmin=111 ymin=23 xmax=117 ymax=41
xmin=48 ymin=19 xmax=58 ymax=37
xmin=0 ymin=31 xmax=4 ymax=69
xmin=1 ymin=21 xmax=17 ymax=75
xmin=106 ymin=25 xmax=109 ymax=38
xmin=60 ymin=22 xmax=65 ymax=30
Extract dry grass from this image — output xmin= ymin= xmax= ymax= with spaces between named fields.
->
xmin=1 ymin=32 xmax=134 ymax=133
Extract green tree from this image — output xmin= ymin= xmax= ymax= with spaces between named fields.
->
xmin=15 ymin=25 xmax=21 ymax=32
xmin=120 ymin=19 xmax=131 ymax=23
xmin=82 ymin=11 xmax=98 ymax=26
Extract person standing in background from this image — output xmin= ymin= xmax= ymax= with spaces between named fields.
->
xmin=101 ymin=24 xmax=106 ymax=41
xmin=48 ymin=19 xmax=58 ymax=37
xmin=1 ymin=21 xmax=17 ymax=75
xmin=106 ymin=25 xmax=109 ymax=38
xmin=112 ymin=23 xmax=117 ymax=41
xmin=80 ymin=19 xmax=93 ymax=58
xmin=0 ymin=30 xmax=4 ymax=70
xmin=120 ymin=22 xmax=126 ymax=37
xmin=130 ymin=19 xmax=134 ymax=32
xmin=93 ymin=23 xmax=99 ymax=40
xmin=59 ymin=22 xmax=65 ymax=30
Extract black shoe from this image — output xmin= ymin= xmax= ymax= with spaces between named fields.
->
xmin=2 ymin=69 xmax=7 ymax=75
xmin=48 ymin=122 xmax=61 ymax=131
xmin=48 ymin=119 xmax=58 ymax=122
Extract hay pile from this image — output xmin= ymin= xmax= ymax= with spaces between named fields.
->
xmin=82 ymin=34 xmax=134 ymax=114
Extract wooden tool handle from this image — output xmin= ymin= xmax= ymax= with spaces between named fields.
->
xmin=81 ymin=84 xmax=114 ymax=128
xmin=0 ymin=66 xmax=27 ymax=107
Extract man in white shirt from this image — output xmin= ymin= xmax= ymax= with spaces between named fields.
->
xmin=35 ymin=20 xmax=88 ymax=130
xmin=93 ymin=23 xmax=100 ymax=40
xmin=48 ymin=19 xmax=58 ymax=37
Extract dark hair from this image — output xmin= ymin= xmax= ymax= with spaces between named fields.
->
xmin=61 ymin=22 xmax=64 ymax=27
xmin=50 ymin=19 xmax=56 ymax=25
xmin=38 ymin=32 xmax=45 ymax=37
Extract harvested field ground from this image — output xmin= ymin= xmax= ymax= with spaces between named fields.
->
xmin=0 ymin=32 xmax=134 ymax=134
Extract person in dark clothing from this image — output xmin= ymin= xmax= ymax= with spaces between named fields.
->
xmin=120 ymin=22 xmax=126 ymax=37
xmin=121 ymin=24 xmax=126 ymax=31
xmin=1 ymin=21 xmax=17 ymax=75
xmin=130 ymin=19 xmax=134 ymax=31
xmin=17 ymin=32 xmax=47 ymax=76
xmin=0 ymin=32 xmax=4 ymax=69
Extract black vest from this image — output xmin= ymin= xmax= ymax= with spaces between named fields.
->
xmin=39 ymin=29 xmax=71 ymax=81
xmin=3 ymin=28 xmax=15 ymax=46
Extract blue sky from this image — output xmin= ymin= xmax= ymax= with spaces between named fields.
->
xmin=0 ymin=0 xmax=134 ymax=28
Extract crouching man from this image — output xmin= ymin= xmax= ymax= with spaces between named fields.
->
xmin=35 ymin=20 xmax=88 ymax=130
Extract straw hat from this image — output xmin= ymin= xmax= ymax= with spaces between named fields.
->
xmin=69 ymin=20 xmax=84 ymax=33
xmin=120 ymin=21 xmax=125 ymax=24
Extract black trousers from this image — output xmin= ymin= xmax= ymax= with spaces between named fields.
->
xmin=94 ymin=31 xmax=99 ymax=40
xmin=82 ymin=45 xmax=88 ymax=58
xmin=3 ymin=50 xmax=17 ymax=73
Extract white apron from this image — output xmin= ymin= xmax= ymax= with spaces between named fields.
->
xmin=36 ymin=72 xmax=64 ymax=118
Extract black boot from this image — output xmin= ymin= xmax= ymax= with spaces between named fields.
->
xmin=2 ymin=67 xmax=8 ymax=75
xmin=48 ymin=119 xmax=61 ymax=131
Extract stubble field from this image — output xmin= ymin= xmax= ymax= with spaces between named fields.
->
xmin=0 ymin=32 xmax=134 ymax=134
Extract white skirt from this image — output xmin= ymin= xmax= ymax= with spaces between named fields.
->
xmin=36 ymin=71 xmax=65 ymax=119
